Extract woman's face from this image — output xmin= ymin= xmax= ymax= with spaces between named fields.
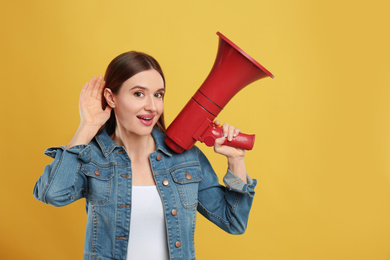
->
xmin=112 ymin=69 xmax=165 ymax=137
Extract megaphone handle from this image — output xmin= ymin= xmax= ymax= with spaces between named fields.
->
xmin=201 ymin=124 xmax=255 ymax=150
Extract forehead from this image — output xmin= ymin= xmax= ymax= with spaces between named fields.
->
xmin=121 ymin=69 xmax=164 ymax=91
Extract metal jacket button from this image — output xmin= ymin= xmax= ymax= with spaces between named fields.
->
xmin=156 ymin=154 xmax=162 ymax=161
xmin=162 ymin=180 xmax=169 ymax=186
xmin=94 ymin=167 xmax=100 ymax=176
xmin=171 ymin=209 xmax=177 ymax=216
xmin=186 ymin=170 xmax=192 ymax=180
xmin=175 ymin=241 xmax=181 ymax=248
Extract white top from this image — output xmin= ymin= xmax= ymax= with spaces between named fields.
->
xmin=127 ymin=186 xmax=169 ymax=260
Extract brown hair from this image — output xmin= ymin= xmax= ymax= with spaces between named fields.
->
xmin=101 ymin=51 xmax=166 ymax=135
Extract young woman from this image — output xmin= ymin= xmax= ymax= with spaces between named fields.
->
xmin=34 ymin=51 xmax=257 ymax=260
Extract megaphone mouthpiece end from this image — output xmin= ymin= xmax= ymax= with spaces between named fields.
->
xmin=164 ymin=136 xmax=185 ymax=153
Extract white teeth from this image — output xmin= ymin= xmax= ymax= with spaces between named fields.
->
xmin=138 ymin=117 xmax=152 ymax=120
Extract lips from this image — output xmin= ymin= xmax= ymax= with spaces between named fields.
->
xmin=137 ymin=114 xmax=155 ymax=126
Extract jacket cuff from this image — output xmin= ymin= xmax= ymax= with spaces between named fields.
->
xmin=44 ymin=145 xmax=91 ymax=163
xmin=223 ymin=169 xmax=257 ymax=197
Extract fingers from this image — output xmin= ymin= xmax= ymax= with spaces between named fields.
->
xmin=220 ymin=122 xmax=241 ymax=141
xmin=221 ymin=123 xmax=234 ymax=141
xmin=82 ymin=76 xmax=96 ymax=100
xmin=213 ymin=121 xmax=246 ymax=158
xmin=80 ymin=75 xmax=105 ymax=100
xmin=89 ymin=76 xmax=97 ymax=93
xmin=214 ymin=135 xmax=225 ymax=147
xmin=80 ymin=82 xmax=89 ymax=100
xmin=98 ymin=80 xmax=106 ymax=99
xmin=91 ymin=76 xmax=104 ymax=99
xmin=234 ymin=127 xmax=241 ymax=137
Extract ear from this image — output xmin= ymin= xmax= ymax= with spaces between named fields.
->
xmin=104 ymin=88 xmax=115 ymax=108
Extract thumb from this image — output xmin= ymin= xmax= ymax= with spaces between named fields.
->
xmin=214 ymin=136 xmax=226 ymax=147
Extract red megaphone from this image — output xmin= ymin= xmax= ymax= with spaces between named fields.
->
xmin=165 ymin=32 xmax=274 ymax=153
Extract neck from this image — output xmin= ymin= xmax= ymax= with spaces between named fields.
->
xmin=111 ymin=126 xmax=155 ymax=161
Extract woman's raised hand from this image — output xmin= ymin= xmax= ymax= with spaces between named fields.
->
xmin=79 ymin=76 xmax=112 ymax=129
xmin=65 ymin=76 xmax=112 ymax=149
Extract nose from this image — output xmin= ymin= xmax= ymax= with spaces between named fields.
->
xmin=145 ymin=95 xmax=157 ymax=112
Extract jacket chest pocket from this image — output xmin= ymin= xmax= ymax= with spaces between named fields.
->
xmin=81 ymin=162 xmax=115 ymax=205
xmin=171 ymin=167 xmax=203 ymax=209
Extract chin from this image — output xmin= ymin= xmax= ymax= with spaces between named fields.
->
xmin=132 ymin=124 xmax=157 ymax=136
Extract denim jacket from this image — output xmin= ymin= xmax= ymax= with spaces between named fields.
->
xmin=33 ymin=127 xmax=257 ymax=260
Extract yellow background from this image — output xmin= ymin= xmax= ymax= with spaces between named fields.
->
xmin=1 ymin=0 xmax=389 ymax=259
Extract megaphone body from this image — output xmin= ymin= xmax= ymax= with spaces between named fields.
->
xmin=165 ymin=32 xmax=274 ymax=153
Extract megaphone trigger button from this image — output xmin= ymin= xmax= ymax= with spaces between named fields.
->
xmin=204 ymin=136 xmax=216 ymax=147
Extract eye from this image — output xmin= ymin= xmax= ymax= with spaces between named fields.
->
xmin=155 ymin=92 xmax=164 ymax=98
xmin=134 ymin=91 xmax=144 ymax=98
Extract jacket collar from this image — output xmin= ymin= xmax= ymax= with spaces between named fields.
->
xmin=151 ymin=128 xmax=173 ymax=157
xmin=95 ymin=127 xmax=173 ymax=158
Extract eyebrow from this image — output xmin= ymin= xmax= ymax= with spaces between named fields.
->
xmin=130 ymin=86 xmax=165 ymax=92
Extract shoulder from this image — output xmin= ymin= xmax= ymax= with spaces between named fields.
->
xmin=151 ymin=127 xmax=212 ymax=168
xmin=164 ymin=145 xmax=208 ymax=174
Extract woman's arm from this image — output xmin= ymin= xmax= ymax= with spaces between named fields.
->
xmin=196 ymin=145 xmax=256 ymax=234
xmin=33 ymin=145 xmax=90 ymax=206
xmin=34 ymin=76 xmax=110 ymax=206
xmin=196 ymin=122 xmax=256 ymax=234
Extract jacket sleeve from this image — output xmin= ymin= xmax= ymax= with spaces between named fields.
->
xmin=196 ymin=146 xmax=257 ymax=235
xmin=33 ymin=145 xmax=91 ymax=207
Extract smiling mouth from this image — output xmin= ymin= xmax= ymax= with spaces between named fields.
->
xmin=137 ymin=116 xmax=154 ymax=121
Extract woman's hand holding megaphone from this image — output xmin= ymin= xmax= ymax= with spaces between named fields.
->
xmin=213 ymin=120 xmax=248 ymax=183
xmin=213 ymin=120 xmax=246 ymax=156
xmin=199 ymin=120 xmax=255 ymax=151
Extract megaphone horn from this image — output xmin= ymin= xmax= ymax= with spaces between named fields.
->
xmin=165 ymin=32 xmax=274 ymax=153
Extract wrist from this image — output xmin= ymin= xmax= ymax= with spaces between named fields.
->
xmin=227 ymin=155 xmax=245 ymax=165
xmin=227 ymin=157 xmax=247 ymax=183
xmin=77 ymin=123 xmax=101 ymax=138
xmin=79 ymin=120 xmax=103 ymax=130
xmin=66 ymin=123 xmax=100 ymax=149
